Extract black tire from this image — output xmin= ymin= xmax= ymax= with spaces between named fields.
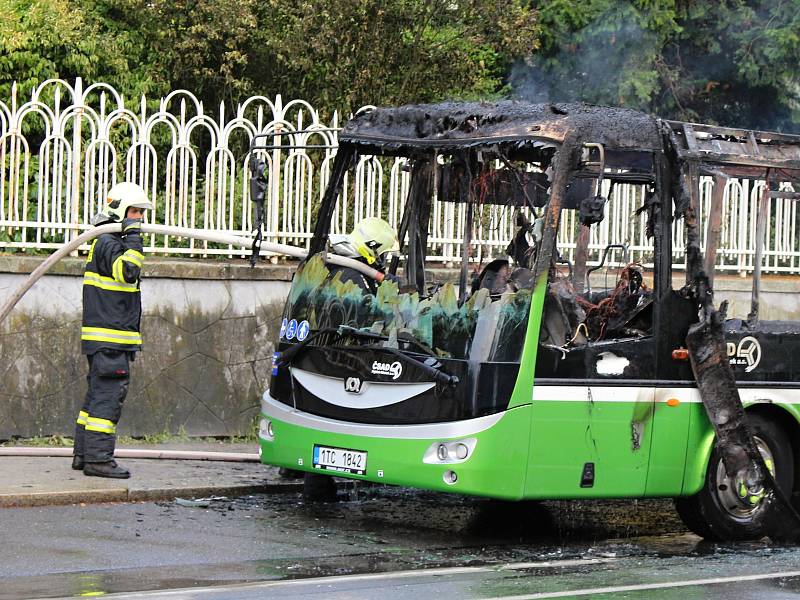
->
xmin=278 ymin=467 xmax=304 ymax=480
xmin=302 ymin=472 xmax=338 ymax=502
xmin=675 ymin=414 xmax=794 ymax=541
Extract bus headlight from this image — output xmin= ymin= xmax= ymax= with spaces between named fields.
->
xmin=260 ymin=418 xmax=275 ymax=441
xmin=455 ymin=443 xmax=469 ymax=460
xmin=423 ymin=438 xmax=477 ymax=464
xmin=437 ymin=444 xmax=448 ymax=461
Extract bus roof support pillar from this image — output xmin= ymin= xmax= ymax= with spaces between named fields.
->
xmin=458 ymin=198 xmax=474 ymax=305
xmin=703 ymin=174 xmax=726 ymax=291
xmin=533 ymin=139 xmax=575 ymax=286
xmin=748 ymin=168 xmax=772 ymax=326
xmin=684 ymin=162 xmax=702 ymax=285
xmin=573 ymin=225 xmax=590 ymax=295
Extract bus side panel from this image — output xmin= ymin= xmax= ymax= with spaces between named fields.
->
xmin=525 ymin=387 xmax=655 ymax=499
xmin=645 ymin=389 xmax=693 ymax=496
xmin=682 ymin=402 xmax=716 ymax=496
xmin=259 ymin=404 xmax=533 ymax=500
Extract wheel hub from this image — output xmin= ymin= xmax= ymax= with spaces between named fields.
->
xmin=715 ymin=436 xmax=775 ymax=519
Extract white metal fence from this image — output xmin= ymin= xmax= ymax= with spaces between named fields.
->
xmin=1 ymin=78 xmax=797 ymax=273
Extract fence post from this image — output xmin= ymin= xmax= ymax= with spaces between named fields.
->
xmin=68 ymin=77 xmax=84 ymax=255
xmin=270 ymin=95 xmax=282 ymax=263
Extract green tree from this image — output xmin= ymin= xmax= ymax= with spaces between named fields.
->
xmin=659 ymin=0 xmax=800 ymax=131
xmin=0 ymin=0 xmax=159 ymax=105
xmin=255 ymin=0 xmax=538 ymax=113
xmin=114 ymin=0 xmax=262 ymax=110
xmin=0 ymin=0 xmax=91 ymax=100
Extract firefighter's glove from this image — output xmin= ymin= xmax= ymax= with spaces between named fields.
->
xmin=383 ymin=272 xmax=401 ymax=284
xmin=121 ymin=218 xmax=143 ymax=251
xmin=122 ymin=218 xmax=141 ymax=233
xmin=121 ymin=218 xmax=142 ymax=237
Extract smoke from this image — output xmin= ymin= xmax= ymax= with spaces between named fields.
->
xmin=508 ymin=1 xmax=800 ymax=133
xmin=510 ymin=3 xmax=660 ymax=110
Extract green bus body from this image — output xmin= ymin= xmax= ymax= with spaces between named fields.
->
xmin=253 ymin=102 xmax=800 ymax=539
xmin=259 ymin=275 xmax=800 ymax=500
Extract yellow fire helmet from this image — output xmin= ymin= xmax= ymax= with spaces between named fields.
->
xmin=104 ymin=182 xmax=154 ymax=222
xmin=348 ymin=217 xmax=400 ymax=265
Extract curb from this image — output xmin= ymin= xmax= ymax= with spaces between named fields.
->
xmin=128 ymin=481 xmax=303 ymax=503
xmin=0 ymin=488 xmax=129 ymax=508
xmin=0 ymin=480 xmax=303 ymax=508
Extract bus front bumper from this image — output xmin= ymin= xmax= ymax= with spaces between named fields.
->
xmin=258 ymin=392 xmax=531 ymax=500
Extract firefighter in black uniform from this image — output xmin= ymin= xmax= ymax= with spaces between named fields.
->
xmin=71 ymin=182 xmax=152 ymax=478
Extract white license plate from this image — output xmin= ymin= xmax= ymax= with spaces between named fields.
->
xmin=313 ymin=445 xmax=367 ymax=475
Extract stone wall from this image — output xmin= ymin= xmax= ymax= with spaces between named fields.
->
xmin=704 ymin=274 xmax=800 ymax=322
xmin=0 ymin=255 xmax=292 ymax=439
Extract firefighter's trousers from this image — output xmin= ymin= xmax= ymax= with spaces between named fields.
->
xmin=73 ymin=350 xmax=132 ymax=463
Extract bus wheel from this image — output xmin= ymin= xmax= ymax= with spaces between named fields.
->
xmin=303 ymin=472 xmax=338 ymax=502
xmin=675 ymin=414 xmax=794 ymax=541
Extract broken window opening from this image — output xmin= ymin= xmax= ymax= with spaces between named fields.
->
xmin=674 ymin=162 xmax=800 ymax=327
xmin=285 ymin=143 xmax=556 ymax=363
xmin=538 ymin=150 xmax=659 ymax=354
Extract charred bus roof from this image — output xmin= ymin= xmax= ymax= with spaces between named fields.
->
xmin=339 ymin=100 xmax=800 ymax=175
xmin=339 ymin=101 xmax=663 ymax=152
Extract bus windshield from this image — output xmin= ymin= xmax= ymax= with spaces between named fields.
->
xmin=281 ymin=146 xmax=556 ymax=363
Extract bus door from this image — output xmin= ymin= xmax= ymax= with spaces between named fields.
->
xmin=528 ymin=345 xmax=657 ymax=498
xmin=525 ymin=149 xmax=660 ymax=497
xmin=645 ymin=286 xmax=698 ymax=496
xmin=525 ymin=235 xmax=659 ymax=498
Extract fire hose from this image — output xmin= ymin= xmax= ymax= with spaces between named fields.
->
xmin=0 ymin=447 xmax=258 ymax=462
xmin=0 ymin=222 xmax=384 ymax=328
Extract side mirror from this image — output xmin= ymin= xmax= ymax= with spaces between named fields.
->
xmin=579 ymin=194 xmax=607 ymax=226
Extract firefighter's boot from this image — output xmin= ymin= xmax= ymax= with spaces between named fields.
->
xmin=735 ymin=465 xmax=766 ymax=507
xmin=72 ymin=455 xmax=85 ymax=470
xmin=84 ymin=460 xmax=130 ymax=479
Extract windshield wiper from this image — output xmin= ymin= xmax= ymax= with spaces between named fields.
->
xmin=276 ymin=325 xmax=459 ymax=387
xmin=334 ymin=325 xmax=437 ymax=357
xmin=276 ymin=327 xmax=339 ymax=367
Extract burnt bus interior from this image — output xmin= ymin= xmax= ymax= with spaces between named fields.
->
xmin=535 ymin=144 xmax=667 ymax=383
xmin=499 ymin=115 xmax=800 ymax=387
xmin=359 ymin=142 xmax=557 ymax=302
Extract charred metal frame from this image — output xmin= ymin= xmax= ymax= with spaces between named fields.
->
xmin=667 ymin=120 xmax=800 ymax=313
xmin=668 ymin=120 xmax=800 ymax=541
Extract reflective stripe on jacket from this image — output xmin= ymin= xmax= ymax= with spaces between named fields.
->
xmin=81 ymin=231 xmax=144 ymax=354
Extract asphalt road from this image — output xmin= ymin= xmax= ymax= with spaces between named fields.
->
xmin=2 ymin=484 xmax=799 ymax=599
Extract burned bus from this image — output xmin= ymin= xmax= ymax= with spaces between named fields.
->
xmin=255 ymin=101 xmax=800 ymax=541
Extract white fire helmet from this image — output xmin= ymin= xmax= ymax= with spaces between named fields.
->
xmin=103 ymin=182 xmax=153 ymax=222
